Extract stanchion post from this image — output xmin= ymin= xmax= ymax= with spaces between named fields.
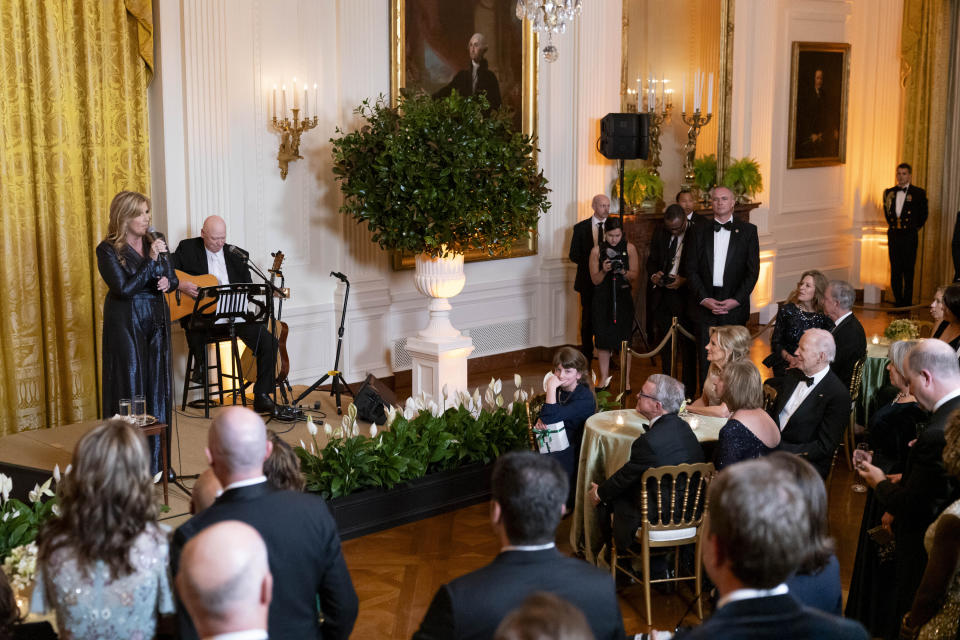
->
xmin=619 ymin=340 xmax=628 ymax=396
xmin=669 ymin=316 xmax=679 ymax=379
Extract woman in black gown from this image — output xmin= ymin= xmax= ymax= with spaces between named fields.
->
xmin=845 ymin=339 xmax=927 ymax=638
xmin=589 ymin=217 xmax=639 ymax=389
xmin=932 ymin=284 xmax=960 ymax=350
xmin=765 ymin=269 xmax=833 ymax=377
xmin=97 ymin=191 xmax=177 ymax=474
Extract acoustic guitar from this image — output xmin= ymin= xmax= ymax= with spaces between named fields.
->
xmin=238 ymin=251 xmax=292 ymax=393
xmin=166 ymin=270 xmax=219 ymax=321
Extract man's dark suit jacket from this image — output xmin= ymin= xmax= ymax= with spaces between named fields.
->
xmin=569 ymin=217 xmax=600 ymax=294
xmin=597 ymin=413 xmax=705 ymax=549
xmin=171 ymin=482 xmax=358 ymax=640
xmin=675 ymin=594 xmax=868 ymax=639
xmin=683 ymin=217 xmax=760 ymax=326
xmin=874 ymin=393 xmax=960 ymax=616
xmin=172 ymin=237 xmax=252 ymax=287
xmin=433 ymin=59 xmax=501 ymax=111
xmin=412 ymin=547 xmax=625 ymax=640
xmin=883 ymin=184 xmax=928 ymax=231
xmin=830 ymin=313 xmax=866 ymax=390
xmin=768 ymin=370 xmax=850 ymax=478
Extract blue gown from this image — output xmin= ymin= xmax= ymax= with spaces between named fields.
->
xmin=714 ymin=418 xmax=777 ymax=470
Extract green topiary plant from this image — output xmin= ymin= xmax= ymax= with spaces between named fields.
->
xmin=611 ymin=167 xmax=664 ymax=207
xmin=721 ymin=157 xmax=763 ymax=202
xmin=330 ymin=91 xmax=551 ymax=258
xmin=693 ymin=154 xmax=718 ymax=193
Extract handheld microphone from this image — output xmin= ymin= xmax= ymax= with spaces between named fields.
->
xmin=330 ymin=271 xmax=349 ymax=282
xmin=227 ymin=245 xmax=250 ymax=261
xmin=145 ymin=227 xmax=169 ymax=255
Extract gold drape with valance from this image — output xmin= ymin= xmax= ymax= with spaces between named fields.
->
xmin=900 ymin=0 xmax=952 ymax=303
xmin=0 ymin=0 xmax=152 ymax=436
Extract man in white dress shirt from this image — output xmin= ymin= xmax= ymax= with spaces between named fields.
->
xmin=767 ymin=328 xmax=851 ymax=478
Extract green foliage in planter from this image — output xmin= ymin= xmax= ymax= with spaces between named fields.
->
xmin=721 ymin=157 xmax=763 ymax=201
xmin=693 ymin=154 xmax=718 ymax=193
xmin=611 ymin=167 xmax=664 ymax=206
xmin=296 ymin=402 xmax=531 ymax=500
xmin=0 ymin=477 xmax=57 ymax=563
xmin=330 ymin=91 xmax=551 ymax=258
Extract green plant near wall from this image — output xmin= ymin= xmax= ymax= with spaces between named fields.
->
xmin=329 ymin=91 xmax=551 ymax=258
xmin=721 ymin=157 xmax=763 ymax=202
xmin=611 ymin=167 xmax=665 ymax=206
xmin=693 ymin=154 xmax=718 ymax=193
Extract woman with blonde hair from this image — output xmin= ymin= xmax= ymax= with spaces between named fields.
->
xmin=97 ymin=191 xmax=177 ymax=473
xmin=32 ymin=419 xmax=174 ymax=638
xmin=687 ymin=324 xmax=751 ymax=418
xmin=765 ymin=269 xmax=833 ymax=377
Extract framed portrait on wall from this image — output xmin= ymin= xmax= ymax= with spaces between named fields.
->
xmin=787 ymin=41 xmax=850 ymax=169
xmin=389 ymin=0 xmax=539 ymax=269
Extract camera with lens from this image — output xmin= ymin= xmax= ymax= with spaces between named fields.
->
xmin=604 ymin=246 xmax=629 ymax=274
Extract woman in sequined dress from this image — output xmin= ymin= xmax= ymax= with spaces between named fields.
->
xmin=32 ymin=419 xmax=174 ymax=639
xmin=899 ymin=412 xmax=960 ymax=640
xmin=713 ymin=361 xmax=779 ymax=469
xmin=765 ymin=270 xmax=833 ymax=377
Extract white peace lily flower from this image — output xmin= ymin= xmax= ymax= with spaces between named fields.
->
xmin=341 ymin=416 xmax=353 ymax=434
xmin=300 ymin=439 xmax=307 ymax=450
xmin=470 ymin=404 xmax=481 ymax=419
xmin=348 ymin=403 xmax=358 ymax=421
xmin=506 ymin=403 xmax=513 ymax=414
xmin=514 ymin=389 xmax=520 ymax=402
xmin=473 ymin=387 xmax=482 ymax=407
xmin=306 ymin=417 xmax=318 ymax=436
xmin=415 ymin=393 xmax=428 ymax=411
xmin=310 ymin=442 xmax=316 ymax=455
xmin=493 ymin=379 xmax=502 ymax=395
xmin=441 ymin=384 xmax=450 ymax=404
xmin=324 ymin=422 xmax=333 ymax=437
xmin=352 ymin=422 xmax=360 ymax=437
xmin=521 ymin=390 xmax=529 ymax=402
xmin=384 ymin=405 xmax=397 ymax=427
xmin=488 ymin=377 xmax=496 ymax=393
xmin=484 ymin=388 xmax=495 ymax=406
xmin=51 ymin=504 xmax=61 ymax=517
xmin=64 ymin=464 xmax=72 ymax=475
xmin=402 ymin=406 xmax=416 ymax=420
xmin=0 ymin=473 xmax=12 ymax=502
xmin=495 ymin=395 xmax=503 ymax=408
xmin=28 ymin=484 xmax=42 ymax=503
xmin=428 ymin=401 xmax=442 ymax=418
xmin=369 ymin=424 xmax=378 ymax=438
xmin=514 ymin=373 xmax=522 ymax=388
xmin=591 ymin=370 xmax=598 ymax=386
xmin=53 ymin=465 xmax=61 ymax=483
xmin=601 ymin=375 xmax=613 ymax=388
xmin=2 ymin=512 xmax=9 ymax=522
xmin=152 ymin=472 xmax=163 ymax=485
xmin=40 ymin=478 xmax=53 ymax=497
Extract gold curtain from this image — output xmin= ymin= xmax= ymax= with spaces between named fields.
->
xmin=900 ymin=0 xmax=952 ymax=303
xmin=0 ymin=0 xmax=152 ymax=436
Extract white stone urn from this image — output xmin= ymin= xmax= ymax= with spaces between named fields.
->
xmin=407 ymin=252 xmax=474 ymax=398
xmin=413 ymin=252 xmax=467 ymax=339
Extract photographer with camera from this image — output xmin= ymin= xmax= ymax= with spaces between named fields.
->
xmin=589 ymin=216 xmax=639 ymax=390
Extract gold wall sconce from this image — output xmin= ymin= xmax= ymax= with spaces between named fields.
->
xmin=270 ymin=79 xmax=318 ymax=180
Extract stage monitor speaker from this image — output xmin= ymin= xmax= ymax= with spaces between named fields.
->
xmin=599 ymin=113 xmax=650 ymax=160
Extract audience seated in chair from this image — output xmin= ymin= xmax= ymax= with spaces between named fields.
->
xmin=265 ymin=429 xmax=305 ymax=491
xmin=714 ymin=361 xmax=780 ymax=470
xmin=32 ymin=418 xmax=174 ymax=639
xmin=413 ymin=451 xmax=626 ymax=640
xmin=855 ymin=339 xmax=960 ymax=635
xmin=588 ymin=374 xmax=705 ymax=553
xmin=765 ymin=270 xmax=833 ymax=378
xmin=933 ymin=283 xmax=960 ymax=352
xmin=667 ymin=458 xmax=868 ymax=639
xmin=176 ymin=521 xmax=272 ymax=640
xmin=494 ymin=592 xmax=595 ymax=640
xmin=766 ymin=328 xmax=851 ymax=478
xmin=687 ymin=325 xmax=751 ymax=418
xmin=824 ymin=280 xmax=867 ymax=389
xmin=171 ymin=406 xmax=358 ymax=640
xmin=1 ymin=570 xmax=56 ymax=640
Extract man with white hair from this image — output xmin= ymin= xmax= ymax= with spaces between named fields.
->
xmin=433 ymin=32 xmax=502 ymax=111
xmin=171 ymin=406 xmax=358 ymax=640
xmin=177 ymin=521 xmax=272 ymax=639
xmin=767 ymin=328 xmax=850 ymax=478
xmin=824 ymin=280 xmax=866 ymax=388
xmin=858 ymin=339 xmax=960 ymax=628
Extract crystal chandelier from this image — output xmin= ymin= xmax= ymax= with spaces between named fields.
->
xmin=515 ymin=0 xmax=583 ymax=62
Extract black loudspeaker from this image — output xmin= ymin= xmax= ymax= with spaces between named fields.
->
xmin=599 ymin=113 xmax=650 ymax=160
xmin=352 ymin=374 xmax=398 ymax=425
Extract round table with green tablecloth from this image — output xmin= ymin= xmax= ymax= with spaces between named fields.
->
xmin=859 ymin=341 xmax=891 ymax=427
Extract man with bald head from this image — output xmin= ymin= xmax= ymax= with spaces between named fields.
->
xmin=766 ymin=328 xmax=851 ymax=478
xmin=171 ymin=407 xmax=358 ymax=640
xmin=177 ymin=521 xmax=272 ymax=639
xmin=569 ymin=194 xmax=611 ymax=363
xmin=433 ymin=32 xmax=502 ymax=111
xmin=857 ymin=339 xmax=960 ymax=627
xmin=172 ymin=216 xmax=277 ymax=413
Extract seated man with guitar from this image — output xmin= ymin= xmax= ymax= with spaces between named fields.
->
xmin=172 ymin=215 xmax=278 ymax=414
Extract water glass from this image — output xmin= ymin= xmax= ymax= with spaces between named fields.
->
xmin=133 ymin=395 xmax=147 ymax=425
xmin=118 ymin=398 xmax=132 ymax=418
xmin=852 ymin=443 xmax=873 ymax=493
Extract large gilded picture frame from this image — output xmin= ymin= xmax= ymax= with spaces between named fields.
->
xmin=390 ymin=0 xmax=539 ymax=269
xmin=788 ymin=41 xmax=850 ymax=169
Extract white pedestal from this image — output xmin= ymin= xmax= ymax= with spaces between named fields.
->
xmin=863 ymin=285 xmax=882 ymax=305
xmin=406 ymin=335 xmax=475 ymax=399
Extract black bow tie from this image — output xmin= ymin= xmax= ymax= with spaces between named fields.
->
xmin=713 ymin=221 xmax=733 ymax=232
xmin=898 ymin=187 xmax=909 ymax=193
xmin=793 ymin=371 xmax=815 ymax=387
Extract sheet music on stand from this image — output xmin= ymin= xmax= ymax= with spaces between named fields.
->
xmin=214 ymin=287 xmax=249 ymax=325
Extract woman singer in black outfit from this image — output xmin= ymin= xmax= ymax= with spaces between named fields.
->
xmin=96 ymin=191 xmax=177 ymax=474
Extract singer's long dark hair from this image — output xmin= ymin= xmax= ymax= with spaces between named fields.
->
xmin=104 ymin=191 xmax=151 ymax=265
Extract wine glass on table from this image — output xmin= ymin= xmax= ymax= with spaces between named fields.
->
xmin=852 ymin=443 xmax=873 ymax=493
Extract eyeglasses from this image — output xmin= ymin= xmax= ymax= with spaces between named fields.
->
xmin=637 ymin=392 xmax=659 ymax=402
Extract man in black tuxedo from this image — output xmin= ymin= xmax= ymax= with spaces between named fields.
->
xmin=824 ymin=280 xmax=866 ymax=389
xmin=647 ymin=205 xmax=697 ymax=393
xmin=569 ymin=194 xmax=610 ymax=362
xmin=767 ymin=329 xmax=850 ymax=478
xmin=883 ymin=163 xmax=928 ymax=306
xmin=672 ymin=458 xmax=868 ymax=639
xmin=172 ymin=215 xmax=277 ymax=413
xmin=683 ymin=186 xmax=759 ymax=381
xmin=858 ymin=339 xmax=960 ymax=627
xmin=588 ymin=374 xmax=704 ymax=551
xmin=413 ymin=451 xmax=625 ymax=640
xmin=171 ymin=406 xmax=358 ymax=640
xmin=433 ymin=33 xmax=501 ymax=112
xmin=177 ymin=521 xmax=272 ymax=639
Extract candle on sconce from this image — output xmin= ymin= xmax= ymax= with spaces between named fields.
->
xmin=682 ymin=74 xmax=686 ymax=112
xmin=314 ymin=83 xmax=318 ymax=117
xmin=665 ymin=88 xmax=673 ymax=107
xmin=272 ymin=85 xmax=277 ymax=120
xmin=707 ymin=72 xmax=714 ymax=114
xmin=304 ymin=88 xmax=308 ymax=119
xmin=293 ymin=77 xmax=299 ymax=110
xmin=281 ymin=84 xmax=287 ymax=118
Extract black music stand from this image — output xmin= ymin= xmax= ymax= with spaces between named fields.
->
xmin=181 ymin=283 xmax=272 ymax=418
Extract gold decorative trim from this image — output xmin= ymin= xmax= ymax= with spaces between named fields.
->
xmin=716 ymin=0 xmax=734 ymax=179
